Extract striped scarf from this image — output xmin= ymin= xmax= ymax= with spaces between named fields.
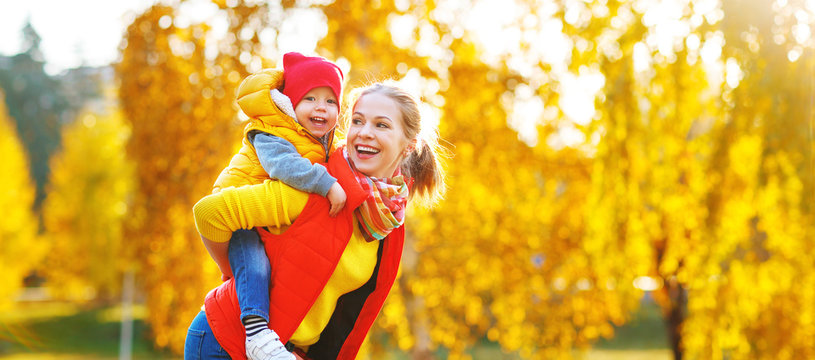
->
xmin=343 ymin=149 xmax=409 ymax=241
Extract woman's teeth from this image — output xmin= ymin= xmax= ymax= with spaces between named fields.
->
xmin=356 ymin=145 xmax=379 ymax=154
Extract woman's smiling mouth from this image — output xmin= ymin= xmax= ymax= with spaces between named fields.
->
xmin=354 ymin=145 xmax=380 ymax=159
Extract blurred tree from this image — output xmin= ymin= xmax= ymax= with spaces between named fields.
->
xmin=41 ymin=106 xmax=134 ymax=302
xmin=0 ymin=20 xmax=71 ymax=207
xmin=318 ymin=1 xmax=633 ymax=359
xmin=323 ymin=0 xmax=815 ymax=359
xmin=562 ymin=2 xmax=716 ymax=358
xmin=408 ymin=44 xmax=624 ymax=360
xmin=675 ymin=1 xmax=815 ymax=359
xmin=557 ymin=0 xmax=815 ymax=359
xmin=57 ymin=65 xmax=106 ymax=116
xmin=117 ymin=1 xmax=273 ymax=353
xmin=319 ymin=0 xmax=433 ymax=83
xmin=0 ymin=89 xmax=43 ymax=310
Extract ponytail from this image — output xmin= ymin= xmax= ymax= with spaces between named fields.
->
xmin=401 ymin=127 xmax=447 ymax=208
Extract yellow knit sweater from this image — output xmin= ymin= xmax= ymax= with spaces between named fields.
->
xmin=192 ymin=180 xmax=377 ymax=346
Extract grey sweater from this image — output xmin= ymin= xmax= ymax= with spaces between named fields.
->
xmin=249 ymin=130 xmax=336 ymax=197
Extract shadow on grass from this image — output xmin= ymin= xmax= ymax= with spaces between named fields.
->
xmin=594 ymin=297 xmax=669 ymax=350
xmin=0 ymin=303 xmax=175 ymax=359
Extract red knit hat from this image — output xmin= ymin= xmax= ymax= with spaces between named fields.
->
xmin=281 ymin=52 xmax=344 ymax=108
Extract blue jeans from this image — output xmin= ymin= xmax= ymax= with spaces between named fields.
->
xmin=229 ymin=229 xmax=271 ymax=322
xmin=184 ymin=310 xmax=230 ymax=359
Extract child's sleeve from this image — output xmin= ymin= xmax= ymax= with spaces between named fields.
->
xmin=251 ymin=132 xmax=337 ymax=196
xmin=193 ymin=179 xmax=309 ymax=242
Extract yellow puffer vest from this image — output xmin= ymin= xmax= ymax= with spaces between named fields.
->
xmin=212 ymin=68 xmax=338 ymax=193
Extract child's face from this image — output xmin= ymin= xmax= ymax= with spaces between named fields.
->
xmin=294 ymin=86 xmax=339 ymax=138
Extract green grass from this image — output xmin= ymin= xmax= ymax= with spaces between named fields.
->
xmin=0 ymin=299 xmax=672 ymax=359
xmin=0 ymin=302 xmax=176 ymax=359
xmin=595 ymin=298 xmax=670 ymax=350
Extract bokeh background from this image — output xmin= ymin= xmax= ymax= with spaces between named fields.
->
xmin=1 ymin=0 xmax=813 ymax=359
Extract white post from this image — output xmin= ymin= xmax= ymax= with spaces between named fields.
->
xmin=119 ymin=270 xmax=134 ymax=360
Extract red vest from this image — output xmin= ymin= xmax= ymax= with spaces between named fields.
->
xmin=203 ymin=148 xmax=405 ymax=360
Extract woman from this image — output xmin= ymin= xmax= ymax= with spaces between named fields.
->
xmin=185 ymin=82 xmax=446 ymax=360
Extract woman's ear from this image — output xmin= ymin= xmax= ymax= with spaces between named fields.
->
xmin=404 ymin=138 xmax=418 ymax=156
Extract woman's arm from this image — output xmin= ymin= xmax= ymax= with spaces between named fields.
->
xmin=193 ymin=179 xmax=310 ymax=275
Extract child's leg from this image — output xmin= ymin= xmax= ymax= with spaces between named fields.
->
xmin=229 ymin=229 xmax=294 ymax=360
xmin=228 ymin=229 xmax=271 ymax=324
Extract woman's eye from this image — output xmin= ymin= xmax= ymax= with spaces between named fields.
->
xmin=377 ymin=122 xmax=390 ymax=128
xmin=351 ymin=118 xmax=362 ymax=125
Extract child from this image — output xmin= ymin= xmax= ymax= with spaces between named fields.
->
xmin=205 ymin=52 xmax=346 ymax=360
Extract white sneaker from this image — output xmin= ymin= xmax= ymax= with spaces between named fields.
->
xmin=245 ymin=329 xmax=295 ymax=360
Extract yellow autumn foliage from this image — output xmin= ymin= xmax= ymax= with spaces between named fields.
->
xmin=117 ymin=3 xmax=268 ymax=353
xmin=0 ymin=89 xmax=42 ymax=310
xmin=41 ymin=106 xmax=134 ymax=301
xmin=110 ymin=1 xmax=814 ymax=358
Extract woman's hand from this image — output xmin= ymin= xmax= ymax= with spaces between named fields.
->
xmin=326 ymin=182 xmax=347 ymax=217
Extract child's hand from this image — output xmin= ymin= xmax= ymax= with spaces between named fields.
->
xmin=327 ymin=182 xmax=347 ymax=217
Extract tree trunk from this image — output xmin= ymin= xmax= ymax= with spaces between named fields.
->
xmin=407 ymin=297 xmax=434 ymax=360
xmin=402 ymin=235 xmax=435 ymax=360
xmin=664 ymin=276 xmax=687 ymax=360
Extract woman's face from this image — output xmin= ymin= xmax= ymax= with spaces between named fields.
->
xmin=347 ymin=92 xmax=412 ymax=178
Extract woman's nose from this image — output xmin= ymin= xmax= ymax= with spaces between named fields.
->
xmin=359 ymin=123 xmax=374 ymax=138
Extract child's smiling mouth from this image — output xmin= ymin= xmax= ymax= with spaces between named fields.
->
xmin=309 ymin=116 xmax=328 ymax=129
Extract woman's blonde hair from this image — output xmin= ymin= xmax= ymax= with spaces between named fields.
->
xmin=342 ymin=82 xmax=447 ymax=207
